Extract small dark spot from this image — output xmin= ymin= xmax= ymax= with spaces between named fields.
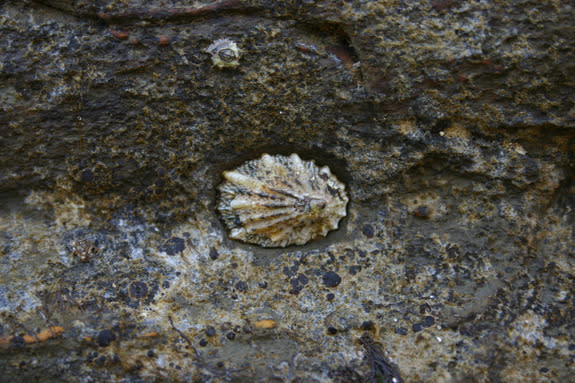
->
xmin=283 ymin=264 xmax=299 ymax=277
xmin=147 ymin=350 xmax=155 ymax=357
xmin=395 ymin=327 xmax=408 ymax=335
xmin=235 ymin=281 xmax=248 ymax=292
xmin=326 ymin=293 xmax=335 ymax=301
xmin=162 ymin=281 xmax=170 ymax=289
xmin=327 ymin=326 xmax=338 ymax=335
xmin=430 ymin=0 xmax=463 ymax=12
xmin=161 ymin=237 xmax=185 ymax=256
xmin=358 ymin=250 xmax=367 ymax=258
xmin=289 ymin=286 xmax=301 ymax=295
xmin=231 ymin=262 xmax=238 ymax=269
xmin=446 ymin=244 xmax=460 ymax=259
xmin=412 ymin=323 xmax=424 ymax=333
xmin=175 ymin=365 xmax=181 ymax=370
xmin=290 ymin=277 xmax=300 ymax=288
xmin=297 ymin=273 xmax=309 ymax=285
xmin=205 ymin=326 xmax=216 ymax=337
xmin=326 ymin=185 xmax=337 ymax=196
xmin=86 ymin=351 xmax=98 ymax=362
xmin=568 ymin=344 xmax=575 ymax=351
xmin=349 ymin=265 xmax=362 ymax=275
xmin=258 ymin=281 xmax=268 ymax=288
xmin=129 ymin=281 xmax=148 ymax=299
xmin=226 ymin=332 xmax=236 ymax=340
xmin=422 ymin=316 xmax=435 ymax=328
xmin=414 ymin=206 xmax=430 ymax=219
xmin=216 ymin=361 xmax=224 ymax=368
xmin=362 ymin=224 xmax=374 ymax=238
xmin=363 ymin=301 xmax=374 ymax=313
xmin=361 ymin=321 xmax=375 ymax=331
xmin=419 ymin=303 xmax=432 ymax=314
xmin=199 ymin=339 xmax=208 ymax=347
xmin=81 ymin=169 xmax=94 ymax=182
xmin=322 ymin=271 xmax=342 ymax=288
xmin=10 ymin=336 xmax=26 ymax=349
xmin=110 ymin=354 xmax=120 ymax=364
xmin=95 ymin=355 xmax=107 ymax=366
xmin=209 ymin=248 xmax=219 ymax=260
xmin=539 ymin=367 xmax=549 ymax=373
xmin=96 ymin=329 xmax=116 ymax=347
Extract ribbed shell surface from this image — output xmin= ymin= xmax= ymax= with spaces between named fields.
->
xmin=217 ymin=153 xmax=348 ymax=247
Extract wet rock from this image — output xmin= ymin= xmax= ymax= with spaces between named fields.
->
xmin=0 ymin=0 xmax=574 ymax=382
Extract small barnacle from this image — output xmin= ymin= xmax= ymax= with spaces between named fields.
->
xmin=206 ymin=38 xmax=241 ymax=69
xmin=217 ymin=153 xmax=348 ymax=247
xmin=71 ymin=239 xmax=99 ymax=263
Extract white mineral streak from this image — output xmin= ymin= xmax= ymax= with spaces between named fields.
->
xmin=217 ymin=153 xmax=348 ymax=247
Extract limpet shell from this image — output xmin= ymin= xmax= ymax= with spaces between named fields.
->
xmin=206 ymin=38 xmax=240 ymax=69
xmin=217 ymin=153 xmax=348 ymax=247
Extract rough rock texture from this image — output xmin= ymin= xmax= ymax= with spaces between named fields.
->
xmin=0 ymin=0 xmax=573 ymax=382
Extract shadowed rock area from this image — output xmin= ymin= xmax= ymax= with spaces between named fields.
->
xmin=0 ymin=0 xmax=574 ymax=381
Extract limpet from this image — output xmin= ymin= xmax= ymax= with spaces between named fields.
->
xmin=217 ymin=153 xmax=348 ymax=247
xmin=206 ymin=38 xmax=240 ymax=69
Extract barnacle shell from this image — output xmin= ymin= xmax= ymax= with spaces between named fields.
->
xmin=217 ymin=153 xmax=348 ymax=247
xmin=206 ymin=38 xmax=240 ymax=69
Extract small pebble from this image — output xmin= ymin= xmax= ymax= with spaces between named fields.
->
xmin=205 ymin=326 xmax=216 ymax=337
xmin=322 ymin=271 xmax=342 ymax=288
xmin=96 ymin=330 xmax=116 ymax=347
xmin=395 ymin=327 xmax=408 ymax=336
xmin=361 ymin=321 xmax=374 ymax=331
xmin=235 ymin=281 xmax=248 ymax=292
xmin=362 ymin=224 xmax=374 ymax=238
xmin=422 ymin=316 xmax=435 ymax=328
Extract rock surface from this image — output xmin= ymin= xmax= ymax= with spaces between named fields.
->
xmin=0 ymin=0 xmax=574 ymax=382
